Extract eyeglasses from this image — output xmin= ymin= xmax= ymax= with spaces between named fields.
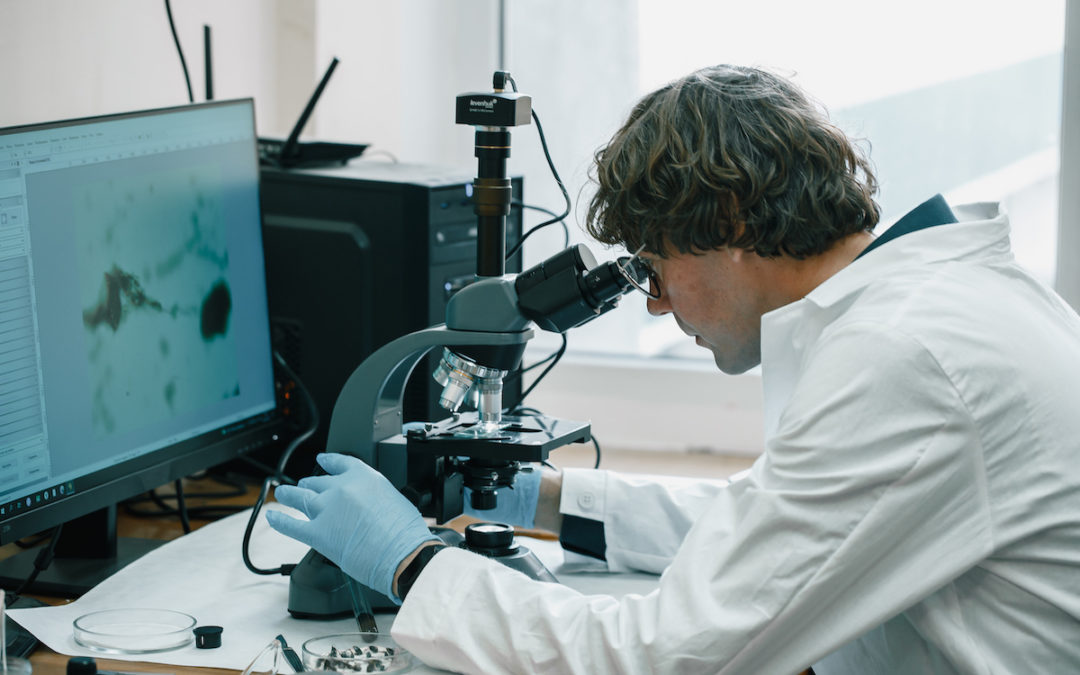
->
xmin=616 ymin=243 xmax=661 ymax=300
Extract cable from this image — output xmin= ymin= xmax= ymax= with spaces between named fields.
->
xmin=498 ymin=74 xmax=575 ymax=414
xmin=173 ymin=479 xmax=191 ymax=534
xmin=13 ymin=533 xmax=51 ymax=549
xmin=361 ymin=148 xmax=399 ymax=163
xmin=521 ymin=347 xmax=563 ymax=374
xmin=122 ymin=472 xmax=250 ymax=523
xmin=510 ymin=201 xmax=571 ymax=256
xmin=503 ymin=339 xmax=565 ymax=411
xmin=125 ymin=503 xmax=249 ymax=520
xmin=123 ymin=474 xmax=248 ymax=505
xmin=242 ymin=351 xmax=319 ymax=576
xmin=592 ymin=436 xmax=602 ymax=469
xmin=10 ymin=524 xmax=63 ymax=600
xmin=506 ymin=334 xmax=567 ymax=414
xmin=236 ymin=455 xmax=287 ymax=480
xmin=163 ymin=0 xmax=194 ymax=104
xmin=242 ymin=477 xmax=296 ymax=576
xmin=501 ymin=74 xmax=572 ymax=263
xmin=504 ymin=112 xmax=571 ymax=260
xmin=270 ymin=351 xmax=319 ymax=481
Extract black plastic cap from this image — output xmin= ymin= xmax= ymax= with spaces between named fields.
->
xmin=193 ymin=625 xmax=223 ymax=649
xmin=67 ymin=656 xmax=98 ymax=674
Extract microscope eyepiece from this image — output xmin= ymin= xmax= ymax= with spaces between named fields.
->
xmin=513 ymin=245 xmax=643 ymax=333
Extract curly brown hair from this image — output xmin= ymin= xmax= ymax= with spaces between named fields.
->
xmin=586 ymin=65 xmax=880 ymax=259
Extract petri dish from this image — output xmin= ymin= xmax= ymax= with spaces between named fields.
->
xmin=302 ymin=633 xmax=416 ymax=673
xmin=73 ymin=608 xmax=196 ymax=654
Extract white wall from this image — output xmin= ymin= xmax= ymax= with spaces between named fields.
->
xmin=309 ymin=0 xmax=498 ymax=171
xmin=0 ymin=0 xmax=303 ymax=136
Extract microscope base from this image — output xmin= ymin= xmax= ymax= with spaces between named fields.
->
xmin=287 ymin=527 xmax=558 ymax=618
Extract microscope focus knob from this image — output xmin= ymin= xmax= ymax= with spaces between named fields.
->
xmin=464 ymin=522 xmax=516 ymax=554
xmin=470 ymin=487 xmax=498 ymax=511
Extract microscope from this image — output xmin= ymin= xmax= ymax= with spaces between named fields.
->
xmin=286 ymin=72 xmax=649 ymax=616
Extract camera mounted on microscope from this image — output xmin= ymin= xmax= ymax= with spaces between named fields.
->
xmin=455 ymin=72 xmax=532 ymax=127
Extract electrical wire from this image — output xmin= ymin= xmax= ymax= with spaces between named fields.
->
xmin=122 ymin=473 xmax=250 ymax=522
xmin=9 ymin=524 xmax=64 ymax=601
xmin=511 ymin=201 xmax=570 ymax=254
xmin=157 ymin=1 xmax=202 ymax=536
xmin=507 ymin=334 xmax=567 ymax=413
xmin=174 ymin=478 xmax=191 ymax=534
xmin=13 ymin=532 xmax=51 ymax=549
xmin=497 ymin=74 xmax=576 ymax=416
xmin=504 ymin=114 xmax=571 ymax=260
xmin=521 ymin=346 xmax=563 ymax=374
xmin=163 ymin=0 xmax=194 ymax=104
xmin=242 ymin=351 xmax=319 ymax=576
xmin=124 ymin=474 xmax=248 ymax=506
xmin=502 ymin=74 xmax=572 ymax=263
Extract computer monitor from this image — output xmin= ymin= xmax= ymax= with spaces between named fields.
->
xmin=0 ymin=99 xmax=285 ymax=595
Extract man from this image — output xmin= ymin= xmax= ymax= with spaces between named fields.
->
xmin=267 ymin=65 xmax=1080 ymax=673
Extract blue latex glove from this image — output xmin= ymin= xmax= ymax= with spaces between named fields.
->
xmin=266 ymin=453 xmax=438 ymax=602
xmin=463 ymin=464 xmax=541 ymax=529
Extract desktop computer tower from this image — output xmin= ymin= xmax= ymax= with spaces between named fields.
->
xmin=259 ymin=161 xmax=523 ymax=475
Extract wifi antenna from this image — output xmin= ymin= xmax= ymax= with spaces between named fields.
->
xmin=279 ymin=58 xmax=340 ymax=163
xmin=203 ymin=24 xmax=213 ymax=101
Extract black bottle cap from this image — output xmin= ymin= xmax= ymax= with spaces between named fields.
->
xmin=67 ymin=656 xmax=98 ymax=674
xmin=193 ymin=625 xmax=223 ymax=649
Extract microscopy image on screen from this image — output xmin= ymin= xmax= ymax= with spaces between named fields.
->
xmin=75 ymin=164 xmax=240 ymax=439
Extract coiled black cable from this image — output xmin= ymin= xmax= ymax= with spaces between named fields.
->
xmin=242 ymin=351 xmax=319 ymax=576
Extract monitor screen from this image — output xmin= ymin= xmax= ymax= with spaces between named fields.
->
xmin=0 ymin=100 xmax=284 ymax=592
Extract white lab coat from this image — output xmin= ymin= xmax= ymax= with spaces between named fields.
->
xmin=392 ymin=202 xmax=1080 ymax=673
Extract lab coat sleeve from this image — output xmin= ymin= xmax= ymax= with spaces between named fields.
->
xmin=560 ymin=468 xmax=737 ymax=573
xmin=392 ymin=323 xmax=995 ymax=674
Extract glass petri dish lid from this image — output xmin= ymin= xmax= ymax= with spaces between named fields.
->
xmin=73 ymin=608 xmax=196 ymax=654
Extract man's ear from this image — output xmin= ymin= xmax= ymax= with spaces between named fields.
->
xmin=726 ymin=246 xmax=744 ymax=263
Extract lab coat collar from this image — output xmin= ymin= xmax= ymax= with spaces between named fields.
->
xmin=803 ymin=201 xmax=1011 ymax=311
xmin=758 ymin=200 xmax=1011 ymax=438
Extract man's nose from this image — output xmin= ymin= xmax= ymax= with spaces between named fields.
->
xmin=647 ymin=295 xmax=669 ymax=317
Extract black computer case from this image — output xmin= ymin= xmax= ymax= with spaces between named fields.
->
xmin=259 ymin=161 xmax=523 ymax=474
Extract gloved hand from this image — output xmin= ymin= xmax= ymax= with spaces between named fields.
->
xmin=463 ymin=464 xmax=541 ymax=529
xmin=266 ymin=453 xmax=438 ymax=602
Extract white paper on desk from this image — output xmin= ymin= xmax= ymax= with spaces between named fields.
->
xmin=8 ymin=503 xmax=662 ymax=672
xmin=6 ymin=503 xmax=369 ymax=671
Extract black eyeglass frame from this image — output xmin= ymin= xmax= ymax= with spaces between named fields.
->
xmin=616 ymin=243 xmax=661 ymax=300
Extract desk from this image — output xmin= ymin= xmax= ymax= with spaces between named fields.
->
xmin=5 ymin=479 xmax=808 ymax=674
xmin=1 ymin=477 xmax=262 ymax=675
xmin=5 ymin=478 xmax=662 ymax=674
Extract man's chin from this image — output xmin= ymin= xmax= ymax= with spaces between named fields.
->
xmin=707 ymin=345 xmax=760 ymax=375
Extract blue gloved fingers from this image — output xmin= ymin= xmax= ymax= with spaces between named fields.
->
xmin=295 ymin=474 xmax=339 ymax=493
xmin=272 ymin=484 xmax=323 ymax=518
xmin=270 ymin=451 xmax=444 ymax=600
xmin=264 ymin=509 xmax=314 ymax=545
xmin=315 ymin=452 xmax=365 ymax=476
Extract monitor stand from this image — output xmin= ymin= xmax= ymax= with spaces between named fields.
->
xmin=0 ymin=506 xmax=165 ymax=597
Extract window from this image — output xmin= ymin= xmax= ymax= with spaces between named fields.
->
xmin=510 ymin=0 xmax=1066 ymax=363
